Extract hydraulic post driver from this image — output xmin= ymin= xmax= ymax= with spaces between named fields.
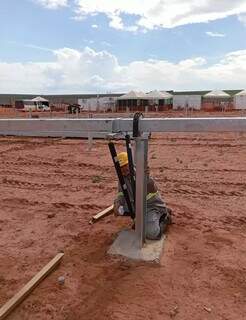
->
xmin=108 ymin=141 xmax=135 ymax=219
xmin=125 ymin=134 xmax=136 ymax=206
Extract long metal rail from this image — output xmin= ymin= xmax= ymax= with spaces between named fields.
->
xmin=0 ymin=117 xmax=245 ymax=137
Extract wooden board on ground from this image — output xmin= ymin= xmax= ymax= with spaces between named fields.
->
xmin=0 ymin=252 xmax=64 ymax=320
xmin=89 ymin=205 xmax=114 ymax=224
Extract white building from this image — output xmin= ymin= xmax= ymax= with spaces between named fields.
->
xmin=173 ymin=94 xmax=202 ymax=110
xmin=78 ymin=96 xmax=117 ymax=112
xmin=234 ymin=90 xmax=246 ymax=110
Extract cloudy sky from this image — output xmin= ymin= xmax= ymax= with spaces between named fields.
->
xmin=1 ymin=0 xmax=246 ymax=93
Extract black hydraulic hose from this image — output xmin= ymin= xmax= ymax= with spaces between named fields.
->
xmin=133 ymin=112 xmax=144 ymax=137
xmin=125 ymin=134 xmax=136 ymax=207
xmin=108 ymin=142 xmax=135 ymax=219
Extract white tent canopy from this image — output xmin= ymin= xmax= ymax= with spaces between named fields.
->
xmin=160 ymin=91 xmax=173 ymax=99
xmin=117 ymin=90 xmax=148 ymax=100
xmin=234 ymin=90 xmax=246 ymax=110
xmin=31 ymin=96 xmax=49 ymax=102
xmin=203 ymin=90 xmax=230 ymax=98
xmin=235 ymin=89 xmax=246 ymax=96
xmin=146 ymin=90 xmax=173 ymax=99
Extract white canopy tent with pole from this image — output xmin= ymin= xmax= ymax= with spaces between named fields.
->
xmin=146 ymin=90 xmax=173 ymax=111
xmin=203 ymin=90 xmax=232 ymax=111
xmin=203 ymin=90 xmax=231 ymax=99
xmin=31 ymin=96 xmax=49 ymax=102
xmin=117 ymin=91 xmax=149 ymax=112
xmin=31 ymin=96 xmax=50 ymax=111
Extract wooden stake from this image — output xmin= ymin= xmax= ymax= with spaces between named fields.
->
xmin=0 ymin=253 xmax=64 ymax=320
xmin=89 ymin=205 xmax=114 ymax=224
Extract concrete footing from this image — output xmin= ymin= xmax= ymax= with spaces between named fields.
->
xmin=108 ymin=229 xmax=165 ymax=262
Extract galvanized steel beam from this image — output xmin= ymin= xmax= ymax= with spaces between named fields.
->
xmin=135 ymin=136 xmax=148 ymax=248
xmin=0 ymin=117 xmax=245 ymax=138
xmin=113 ymin=117 xmax=246 ymax=133
xmin=0 ymin=118 xmax=115 ymax=138
xmin=139 ymin=117 xmax=246 ymax=133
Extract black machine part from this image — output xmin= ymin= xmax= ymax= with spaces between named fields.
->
xmin=125 ymin=134 xmax=136 ymax=207
xmin=108 ymin=142 xmax=135 ymax=219
xmin=133 ymin=112 xmax=144 ymax=137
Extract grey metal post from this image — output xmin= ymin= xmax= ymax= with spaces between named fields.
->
xmin=87 ymin=113 xmax=93 ymax=150
xmin=135 ymin=136 xmax=148 ymax=248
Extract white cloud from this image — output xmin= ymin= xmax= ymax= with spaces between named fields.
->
xmin=35 ymin=0 xmax=68 ymax=9
xmin=206 ymin=31 xmax=226 ymax=37
xmin=106 ymin=14 xmax=138 ymax=32
xmin=238 ymin=13 xmax=246 ymax=26
xmin=1 ymin=47 xmax=246 ymax=93
xmin=91 ymin=24 xmax=98 ymax=28
xmin=73 ymin=0 xmax=246 ymax=31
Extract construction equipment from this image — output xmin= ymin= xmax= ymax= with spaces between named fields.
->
xmin=125 ymin=134 xmax=136 ymax=207
xmin=108 ymin=141 xmax=134 ymax=219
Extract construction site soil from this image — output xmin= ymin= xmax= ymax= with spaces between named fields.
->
xmin=0 ymin=111 xmax=246 ymax=319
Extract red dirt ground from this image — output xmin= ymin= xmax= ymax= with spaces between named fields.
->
xmin=0 ymin=112 xmax=246 ymax=320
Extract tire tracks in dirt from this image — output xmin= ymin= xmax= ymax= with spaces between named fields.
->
xmin=150 ymin=142 xmax=246 ymax=148
xmin=0 ymin=159 xmax=112 ymax=172
xmin=0 ymin=169 xmax=114 ymax=183
xmin=1 ymin=175 xmax=244 ymax=197
xmin=170 ymin=203 xmax=246 ymax=232
xmin=151 ymin=136 xmax=246 ymax=143
xmin=165 ymin=187 xmax=244 ymax=197
xmin=1 ymin=177 xmax=64 ymax=191
xmin=0 ymin=140 xmax=62 ymax=155
xmin=154 ymin=166 xmax=246 ymax=173
xmin=1 ymin=177 xmax=115 ymax=193
xmin=156 ymin=176 xmax=246 ymax=188
xmin=1 ymin=197 xmax=101 ymax=211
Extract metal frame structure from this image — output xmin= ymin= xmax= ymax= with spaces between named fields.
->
xmin=0 ymin=117 xmax=246 ymax=136
xmin=1 ymin=117 xmax=246 ymax=248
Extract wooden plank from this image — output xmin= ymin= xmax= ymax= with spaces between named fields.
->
xmin=89 ymin=205 xmax=114 ymax=224
xmin=0 ymin=253 xmax=64 ymax=320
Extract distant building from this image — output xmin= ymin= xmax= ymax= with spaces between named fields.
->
xmin=202 ymin=90 xmax=233 ymax=111
xmin=78 ymin=96 xmax=117 ymax=112
xmin=234 ymin=90 xmax=246 ymax=110
xmin=173 ymin=91 xmax=204 ymax=110
xmin=0 ymin=89 xmax=244 ymax=112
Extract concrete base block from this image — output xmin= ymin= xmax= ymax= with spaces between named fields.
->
xmin=108 ymin=229 xmax=165 ymax=262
